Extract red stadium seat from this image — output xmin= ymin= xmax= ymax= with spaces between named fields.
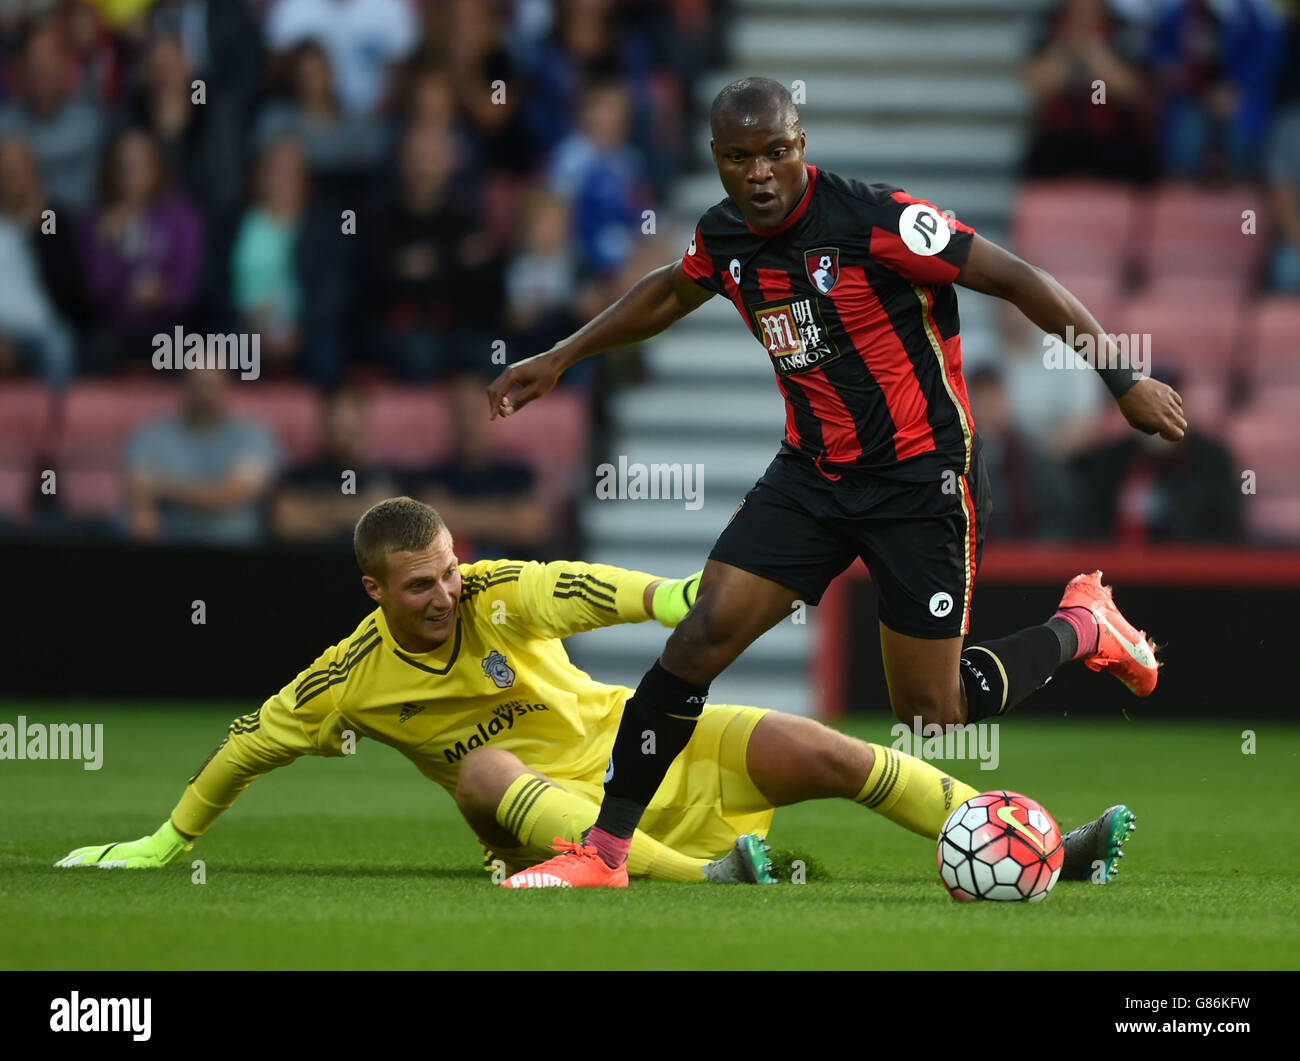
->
xmin=1244 ymin=296 xmax=1300 ymax=386
xmin=1141 ymin=183 xmax=1268 ymax=287
xmin=363 ymin=384 xmax=455 ymax=469
xmin=59 ymin=464 xmax=122 ymax=519
xmin=0 ymin=381 xmax=54 ymax=462
xmin=55 ymin=381 xmax=182 ymax=466
xmin=0 ymin=462 xmax=32 ymax=523
xmin=1246 ymin=497 xmax=1300 ymax=542
xmin=1012 ymin=181 xmax=1138 ymax=276
xmin=1224 ymin=390 xmax=1300 ymax=496
xmin=226 ymin=382 xmax=323 ymax=462
xmin=1112 ymin=292 xmax=1246 ymax=385
xmin=489 ymin=388 xmax=591 ymax=504
xmin=1047 ymin=271 xmax=1123 ymax=328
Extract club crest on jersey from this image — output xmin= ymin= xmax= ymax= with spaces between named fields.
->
xmin=481 ymin=650 xmax=515 ymax=688
xmin=751 ymin=295 xmax=842 ymax=376
xmin=804 ymin=247 xmax=840 ymax=293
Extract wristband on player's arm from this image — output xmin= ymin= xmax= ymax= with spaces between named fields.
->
xmin=652 ymin=572 xmax=702 ymax=627
xmin=1096 ymin=364 xmax=1142 ymax=400
xmin=1080 ymin=333 xmax=1143 ymax=400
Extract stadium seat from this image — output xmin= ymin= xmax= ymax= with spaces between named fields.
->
xmin=1243 ymin=296 xmax=1300 ymax=387
xmin=488 ymin=388 xmax=591 ymax=515
xmin=226 ymin=382 xmax=324 ymax=462
xmin=1141 ymin=183 xmax=1268 ymax=288
xmin=59 ymin=464 xmax=123 ymax=520
xmin=55 ymin=381 xmax=182 ymax=466
xmin=364 ymin=384 xmax=455 ymax=469
xmin=1224 ymin=389 xmax=1300 ymax=493
xmin=1246 ymin=497 xmax=1300 ymax=543
xmin=0 ymin=381 xmax=54 ymax=462
xmin=1113 ymin=292 xmax=1246 ymax=385
xmin=1012 ymin=181 xmax=1138 ymax=276
xmin=1047 ymin=271 xmax=1123 ymax=327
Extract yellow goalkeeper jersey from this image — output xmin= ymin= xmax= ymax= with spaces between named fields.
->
xmin=262 ymin=559 xmax=659 ymax=795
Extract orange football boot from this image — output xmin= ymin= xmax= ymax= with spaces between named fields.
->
xmin=1058 ymin=571 xmax=1159 ymax=697
xmin=501 ymin=838 xmax=629 ymax=889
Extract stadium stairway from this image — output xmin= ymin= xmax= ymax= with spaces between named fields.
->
xmin=566 ymin=0 xmax=1048 ymax=715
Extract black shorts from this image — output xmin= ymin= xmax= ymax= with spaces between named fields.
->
xmin=709 ymin=438 xmax=993 ymax=639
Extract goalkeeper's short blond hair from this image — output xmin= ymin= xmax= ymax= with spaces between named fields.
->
xmin=354 ymin=497 xmax=447 ymax=582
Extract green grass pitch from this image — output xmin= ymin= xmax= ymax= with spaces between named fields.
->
xmin=2 ymin=703 xmax=1297 ymax=970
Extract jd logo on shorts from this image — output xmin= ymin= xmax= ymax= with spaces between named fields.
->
xmin=929 ymin=592 xmax=954 ymax=618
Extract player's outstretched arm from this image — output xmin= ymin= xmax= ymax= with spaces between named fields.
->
xmin=956 ymin=234 xmax=1187 ymax=442
xmin=54 ymin=685 xmax=341 ymax=869
xmin=488 ymin=261 xmax=713 ymax=419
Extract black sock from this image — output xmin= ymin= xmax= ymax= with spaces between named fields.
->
xmin=593 ymin=660 xmax=708 ymax=838
xmin=960 ymin=625 xmax=1062 ymax=722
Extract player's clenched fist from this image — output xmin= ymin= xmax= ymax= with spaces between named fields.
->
xmin=55 ymin=820 xmax=192 ymax=869
xmin=487 ymin=348 xmax=568 ymax=420
xmin=1116 ymin=376 xmax=1188 ymax=442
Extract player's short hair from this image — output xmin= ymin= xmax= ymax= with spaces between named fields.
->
xmin=709 ymin=77 xmax=799 ymax=135
xmin=354 ymin=497 xmax=447 ymax=581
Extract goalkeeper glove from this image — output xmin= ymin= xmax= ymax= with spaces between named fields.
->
xmin=652 ymin=571 xmax=701 ymax=627
xmin=55 ymin=819 xmax=193 ymax=869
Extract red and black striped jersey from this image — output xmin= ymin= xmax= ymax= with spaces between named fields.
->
xmin=679 ymin=164 xmax=978 ymax=480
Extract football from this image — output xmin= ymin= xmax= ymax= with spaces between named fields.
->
xmin=937 ymin=790 xmax=1064 ymax=902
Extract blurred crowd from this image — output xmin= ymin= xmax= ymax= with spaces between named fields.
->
xmin=0 ymin=0 xmax=726 ymax=554
xmin=0 ymin=0 xmax=724 ymax=386
xmin=965 ymin=0 xmax=1300 ymax=545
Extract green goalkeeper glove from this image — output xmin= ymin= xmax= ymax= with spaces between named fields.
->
xmin=652 ymin=571 xmax=702 ymax=627
xmin=55 ymin=819 xmax=193 ymax=869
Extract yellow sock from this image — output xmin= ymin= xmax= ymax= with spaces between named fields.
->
xmin=493 ymin=775 xmax=709 ymax=882
xmin=854 ymin=744 xmax=980 ymax=838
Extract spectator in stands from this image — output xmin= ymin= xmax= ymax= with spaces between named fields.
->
xmin=57 ymin=0 xmax=121 ymax=108
xmin=1068 ymin=369 xmax=1243 ymax=543
xmin=548 ymin=77 xmax=651 ymax=278
xmin=253 ymin=39 xmax=386 ymax=202
xmin=1022 ymin=0 xmax=1158 ymax=183
xmin=990 ymin=300 xmax=1108 ymax=459
xmin=1265 ymin=99 xmax=1300 ymax=292
xmin=406 ymin=372 xmax=548 ymax=561
xmin=505 ymin=189 xmax=581 ymax=359
xmin=517 ymin=0 xmax=653 ymax=160
xmin=230 ymin=135 xmax=355 ymax=387
xmin=0 ymin=21 xmax=105 ymax=208
xmin=0 ymin=216 xmax=75 ymax=385
xmin=264 ymin=0 xmax=419 ymax=117
xmin=123 ymin=34 xmax=213 ymax=212
xmin=124 ymin=367 xmax=282 ymax=545
xmin=397 ymin=63 xmax=484 ymax=206
xmin=0 ymin=136 xmax=91 ymax=335
xmin=967 ymin=365 xmax=1075 ymax=540
xmin=1146 ymin=0 xmax=1283 ymax=179
xmin=416 ymin=0 xmax=528 ymax=177
xmin=79 ymin=126 xmax=203 ymax=373
xmin=359 ymin=124 xmax=503 ymax=380
xmin=272 ymin=386 xmax=397 ymax=545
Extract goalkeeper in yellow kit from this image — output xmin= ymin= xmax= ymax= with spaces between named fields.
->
xmin=55 ymin=497 xmax=1133 ymax=885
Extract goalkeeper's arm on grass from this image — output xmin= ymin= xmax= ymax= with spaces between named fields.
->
xmin=55 ymin=660 xmax=356 ymax=869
